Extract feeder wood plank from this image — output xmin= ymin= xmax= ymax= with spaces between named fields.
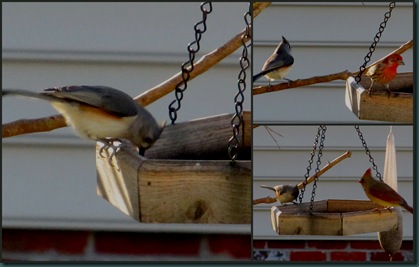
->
xmin=97 ymin=145 xmax=141 ymax=220
xmin=345 ymin=74 xmax=413 ymax=123
xmin=138 ymin=159 xmax=251 ymax=224
xmin=96 ymin=144 xmax=251 ymax=224
xmin=96 ymin=112 xmax=251 ymax=224
xmin=271 ymin=199 xmax=398 ymax=236
xmin=146 ymin=111 xmax=251 ymax=160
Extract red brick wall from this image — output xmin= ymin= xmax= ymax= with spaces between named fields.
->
xmin=253 ymin=239 xmax=414 ymax=262
xmin=2 ymin=229 xmax=251 ymax=261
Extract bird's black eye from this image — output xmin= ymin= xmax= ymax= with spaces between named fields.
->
xmin=144 ymin=137 xmax=153 ymax=145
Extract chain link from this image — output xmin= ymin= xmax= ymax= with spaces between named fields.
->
xmin=299 ymin=126 xmax=322 ymax=203
xmin=354 ymin=125 xmax=382 ymax=181
xmin=309 ymin=125 xmax=326 ymax=214
xmin=228 ymin=3 xmax=251 ymax=164
xmin=355 ymin=2 xmax=396 ymax=84
xmin=168 ymin=2 xmax=213 ymax=124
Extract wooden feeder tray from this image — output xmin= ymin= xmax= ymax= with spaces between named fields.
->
xmin=271 ymin=199 xmax=398 ymax=236
xmin=345 ymin=73 xmax=413 ymax=123
xmin=96 ymin=112 xmax=251 ymax=224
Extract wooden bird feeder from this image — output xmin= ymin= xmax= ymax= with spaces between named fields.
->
xmin=345 ymin=73 xmax=413 ymax=123
xmin=271 ymin=199 xmax=398 ymax=236
xmin=96 ymin=111 xmax=251 ymax=224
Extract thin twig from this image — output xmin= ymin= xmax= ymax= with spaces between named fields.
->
xmin=297 ymin=150 xmax=352 ymax=190
xmin=253 ymin=151 xmax=352 ymax=205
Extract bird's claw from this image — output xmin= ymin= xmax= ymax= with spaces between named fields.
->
xmin=98 ymin=139 xmax=127 ymax=166
xmin=372 ymin=207 xmax=382 ymax=214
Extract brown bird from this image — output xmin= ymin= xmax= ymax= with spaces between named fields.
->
xmin=358 ymin=168 xmax=413 ymax=214
xmin=260 ymin=184 xmax=299 ymax=204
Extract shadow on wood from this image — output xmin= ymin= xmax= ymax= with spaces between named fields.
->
xmin=271 ymin=199 xmax=398 ymax=236
xmin=96 ymin=112 xmax=251 ymax=224
xmin=345 ymin=73 xmax=413 ymax=123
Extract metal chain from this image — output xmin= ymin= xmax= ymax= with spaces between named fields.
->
xmin=228 ymin=3 xmax=251 ymax=164
xmin=354 ymin=125 xmax=382 ymax=181
xmin=355 ymin=2 xmax=396 ymax=84
xmin=299 ymin=125 xmax=322 ymax=203
xmin=309 ymin=125 xmax=327 ymax=214
xmin=168 ymin=2 xmax=213 ymax=124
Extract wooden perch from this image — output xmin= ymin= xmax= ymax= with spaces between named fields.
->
xmin=253 ymin=151 xmax=352 ymax=205
xmin=2 ymin=3 xmax=270 ymax=139
xmin=145 ymin=111 xmax=251 ymax=160
xmin=253 ymin=40 xmax=413 ymax=96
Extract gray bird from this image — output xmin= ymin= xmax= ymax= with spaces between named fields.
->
xmin=3 ymin=86 xmax=165 ymax=156
xmin=253 ymin=36 xmax=294 ymax=84
xmin=260 ymin=184 xmax=299 ymax=204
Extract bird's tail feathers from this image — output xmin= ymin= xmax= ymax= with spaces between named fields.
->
xmin=403 ymin=203 xmax=414 ymax=214
xmin=252 ymin=72 xmax=264 ymax=83
xmin=2 ymin=89 xmax=58 ymax=102
xmin=260 ymin=185 xmax=276 ymax=192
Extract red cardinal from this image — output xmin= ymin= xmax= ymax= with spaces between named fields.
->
xmin=365 ymin=53 xmax=405 ymax=94
xmin=359 ymin=168 xmax=413 ymax=214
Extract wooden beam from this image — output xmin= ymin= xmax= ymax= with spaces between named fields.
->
xmin=345 ymin=74 xmax=413 ymax=123
xmin=138 ymin=159 xmax=251 ymax=224
xmin=271 ymin=199 xmax=398 ymax=236
xmin=145 ymin=111 xmax=251 ymax=160
xmin=96 ymin=113 xmax=251 ymax=224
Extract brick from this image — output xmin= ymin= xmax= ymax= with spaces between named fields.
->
xmin=307 ymin=241 xmax=348 ymax=250
xmin=253 ymin=240 xmax=266 ymax=249
xmin=207 ymin=234 xmax=251 ymax=259
xmin=370 ymin=252 xmax=404 ymax=261
xmin=290 ymin=251 xmax=326 ymax=261
xmin=350 ymin=240 xmax=382 ymax=250
xmin=267 ymin=240 xmax=305 ymax=249
xmin=330 ymin=251 xmax=366 ymax=261
xmin=2 ymin=229 xmax=89 ymax=254
xmin=94 ymin=232 xmax=201 ymax=256
xmin=400 ymin=241 xmax=414 ymax=250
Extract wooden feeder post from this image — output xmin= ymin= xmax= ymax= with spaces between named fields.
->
xmin=96 ymin=112 xmax=251 ymax=224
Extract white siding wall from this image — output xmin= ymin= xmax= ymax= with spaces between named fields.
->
xmin=2 ymin=2 xmax=251 ymax=233
xmin=252 ymin=2 xmax=414 ymax=241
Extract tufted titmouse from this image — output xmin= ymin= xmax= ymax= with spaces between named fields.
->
xmin=260 ymin=184 xmax=299 ymax=204
xmin=253 ymin=36 xmax=294 ymax=84
xmin=2 ymin=85 xmax=165 ymax=156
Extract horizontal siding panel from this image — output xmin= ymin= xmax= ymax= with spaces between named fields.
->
xmin=2 ymin=2 xmax=249 ymax=55
xmin=254 ymin=3 xmax=413 ymax=42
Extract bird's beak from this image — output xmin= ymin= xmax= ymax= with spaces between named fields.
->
xmin=399 ymin=59 xmax=405 ymax=65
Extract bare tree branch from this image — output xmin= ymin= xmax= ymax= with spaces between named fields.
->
xmin=253 ymin=151 xmax=352 ymax=205
xmin=3 ymin=3 xmax=271 ymax=139
xmin=253 ymin=40 xmax=413 ymax=96
xmin=2 ymin=115 xmax=67 ymax=138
